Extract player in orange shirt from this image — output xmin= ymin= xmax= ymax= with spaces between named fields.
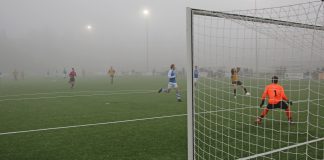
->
xmin=256 ymin=76 xmax=293 ymax=124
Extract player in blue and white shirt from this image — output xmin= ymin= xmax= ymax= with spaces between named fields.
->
xmin=158 ymin=64 xmax=182 ymax=102
xmin=193 ymin=66 xmax=199 ymax=87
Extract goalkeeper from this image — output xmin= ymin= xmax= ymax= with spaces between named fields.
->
xmin=256 ymin=76 xmax=293 ymax=124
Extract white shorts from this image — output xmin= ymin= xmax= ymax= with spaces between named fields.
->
xmin=194 ymin=78 xmax=198 ymax=83
xmin=168 ymin=82 xmax=178 ymax=89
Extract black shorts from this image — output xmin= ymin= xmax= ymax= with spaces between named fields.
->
xmin=266 ymin=101 xmax=289 ymax=110
xmin=69 ymin=77 xmax=75 ymax=82
xmin=232 ymin=81 xmax=242 ymax=85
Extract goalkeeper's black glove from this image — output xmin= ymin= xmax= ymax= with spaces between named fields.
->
xmin=287 ymin=100 xmax=293 ymax=106
xmin=259 ymin=100 xmax=265 ymax=108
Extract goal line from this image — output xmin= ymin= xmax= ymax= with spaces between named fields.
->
xmin=238 ymin=137 xmax=324 ymax=160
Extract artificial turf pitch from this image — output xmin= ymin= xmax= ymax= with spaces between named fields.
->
xmin=0 ymin=76 xmax=187 ymax=160
xmin=0 ymin=76 xmax=323 ymax=160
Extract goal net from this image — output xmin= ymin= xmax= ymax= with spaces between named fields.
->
xmin=187 ymin=1 xmax=324 ymax=159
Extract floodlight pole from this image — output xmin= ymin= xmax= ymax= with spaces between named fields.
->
xmin=143 ymin=9 xmax=150 ymax=73
xmin=145 ymin=17 xmax=149 ymax=73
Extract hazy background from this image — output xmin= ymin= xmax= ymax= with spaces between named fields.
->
xmin=0 ymin=0 xmax=313 ymax=75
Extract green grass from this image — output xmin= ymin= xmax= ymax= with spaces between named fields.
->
xmin=0 ymin=76 xmax=187 ymax=160
xmin=1 ymin=76 xmax=323 ymax=160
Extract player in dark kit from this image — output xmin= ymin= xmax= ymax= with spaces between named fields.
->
xmin=108 ymin=66 xmax=116 ymax=84
xmin=69 ymin=68 xmax=77 ymax=89
xmin=231 ymin=67 xmax=249 ymax=98
xmin=193 ymin=66 xmax=199 ymax=88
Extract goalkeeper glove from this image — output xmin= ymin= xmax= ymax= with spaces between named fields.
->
xmin=259 ymin=100 xmax=265 ymax=108
xmin=287 ymin=100 xmax=293 ymax=106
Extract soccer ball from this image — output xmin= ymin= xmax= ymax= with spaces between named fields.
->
xmin=246 ymin=92 xmax=251 ymax=96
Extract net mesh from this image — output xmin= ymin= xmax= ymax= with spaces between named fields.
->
xmin=190 ymin=1 xmax=324 ymax=159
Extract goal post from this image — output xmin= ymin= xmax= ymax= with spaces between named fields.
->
xmin=187 ymin=1 xmax=324 ymax=159
xmin=187 ymin=7 xmax=194 ymax=160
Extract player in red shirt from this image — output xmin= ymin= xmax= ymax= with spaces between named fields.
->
xmin=256 ymin=76 xmax=293 ymax=124
xmin=69 ymin=68 xmax=77 ymax=89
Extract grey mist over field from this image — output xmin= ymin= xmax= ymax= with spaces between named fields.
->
xmin=0 ymin=0 xmax=313 ymax=75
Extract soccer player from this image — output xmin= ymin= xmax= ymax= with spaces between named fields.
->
xmin=63 ymin=68 xmax=67 ymax=78
xmin=193 ymin=66 xmax=199 ymax=87
xmin=108 ymin=66 xmax=116 ymax=84
xmin=158 ymin=64 xmax=182 ymax=102
xmin=68 ymin=68 xmax=77 ymax=89
xmin=231 ymin=67 xmax=249 ymax=98
xmin=256 ymin=76 xmax=293 ymax=124
xmin=46 ymin=70 xmax=50 ymax=77
xmin=13 ymin=69 xmax=18 ymax=80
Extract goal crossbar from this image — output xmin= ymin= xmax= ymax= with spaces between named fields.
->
xmin=192 ymin=9 xmax=324 ymax=31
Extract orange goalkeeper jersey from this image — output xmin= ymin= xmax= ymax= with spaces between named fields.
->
xmin=261 ymin=83 xmax=288 ymax=104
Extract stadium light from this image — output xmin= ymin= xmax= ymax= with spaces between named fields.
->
xmin=86 ymin=25 xmax=92 ymax=30
xmin=143 ymin=9 xmax=149 ymax=16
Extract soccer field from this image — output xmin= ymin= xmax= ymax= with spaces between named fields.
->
xmin=0 ymin=76 xmax=187 ymax=160
xmin=1 ymin=75 xmax=323 ymax=160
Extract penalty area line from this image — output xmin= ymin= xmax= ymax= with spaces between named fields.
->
xmin=0 ymin=106 xmax=253 ymax=136
xmin=0 ymin=91 xmax=155 ymax=102
xmin=0 ymin=89 xmax=156 ymax=98
xmin=0 ymin=114 xmax=187 ymax=136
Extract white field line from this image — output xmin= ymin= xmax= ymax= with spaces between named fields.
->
xmin=0 ymin=105 xmax=252 ymax=136
xmin=0 ymin=91 xmax=155 ymax=102
xmin=0 ymin=89 xmax=156 ymax=98
xmin=0 ymin=114 xmax=187 ymax=136
xmin=197 ymin=106 xmax=258 ymax=114
xmin=238 ymin=137 xmax=324 ymax=160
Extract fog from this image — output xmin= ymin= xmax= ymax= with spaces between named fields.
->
xmin=0 ymin=0 xmax=312 ymax=75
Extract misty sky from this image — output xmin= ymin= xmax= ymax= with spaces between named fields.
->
xmin=0 ymin=0 xmax=313 ymax=74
